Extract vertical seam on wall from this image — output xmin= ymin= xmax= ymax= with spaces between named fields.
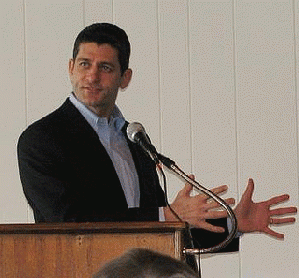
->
xmin=187 ymin=0 xmax=193 ymax=173
xmin=157 ymin=0 xmax=162 ymax=152
xmin=292 ymin=0 xmax=299 ymax=204
xmin=232 ymin=1 xmax=240 ymax=205
xmin=23 ymin=0 xmax=28 ymax=128
xmin=232 ymin=0 xmax=241 ymax=276
xmin=112 ymin=0 xmax=115 ymax=24
xmin=23 ymin=0 xmax=30 ymax=221
xmin=83 ymin=0 xmax=86 ymax=26
xmin=232 ymin=0 xmax=240 ymax=203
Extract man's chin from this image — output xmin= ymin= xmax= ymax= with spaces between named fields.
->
xmin=78 ymin=96 xmax=104 ymax=107
xmin=86 ymin=100 xmax=106 ymax=107
xmin=84 ymin=100 xmax=109 ymax=111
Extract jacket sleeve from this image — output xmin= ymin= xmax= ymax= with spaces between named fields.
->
xmin=190 ymin=218 xmax=239 ymax=252
xmin=17 ymin=126 xmax=72 ymax=222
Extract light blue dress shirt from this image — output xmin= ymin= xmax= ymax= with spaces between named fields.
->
xmin=69 ymin=94 xmax=238 ymax=229
xmin=69 ymin=94 xmax=140 ymax=208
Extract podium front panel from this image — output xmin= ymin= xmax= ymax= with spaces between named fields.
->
xmin=0 ymin=222 xmax=188 ymax=278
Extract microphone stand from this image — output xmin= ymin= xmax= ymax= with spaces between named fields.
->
xmin=157 ymin=154 xmax=238 ymax=254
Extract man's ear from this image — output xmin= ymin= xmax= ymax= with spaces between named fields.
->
xmin=68 ymin=59 xmax=75 ymax=76
xmin=120 ymin=69 xmax=133 ymax=90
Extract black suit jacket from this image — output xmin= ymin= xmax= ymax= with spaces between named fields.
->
xmin=17 ymin=98 xmax=238 ymax=252
xmin=18 ymin=99 xmax=166 ymax=222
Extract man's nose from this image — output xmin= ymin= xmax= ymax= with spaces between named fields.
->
xmin=86 ymin=67 xmax=100 ymax=83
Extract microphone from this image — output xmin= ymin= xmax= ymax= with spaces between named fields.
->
xmin=127 ymin=122 xmax=159 ymax=163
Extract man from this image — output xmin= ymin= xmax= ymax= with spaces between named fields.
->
xmin=17 ymin=23 xmax=296 ymax=247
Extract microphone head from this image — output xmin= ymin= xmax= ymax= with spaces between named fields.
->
xmin=127 ymin=122 xmax=145 ymax=143
xmin=127 ymin=122 xmax=159 ymax=163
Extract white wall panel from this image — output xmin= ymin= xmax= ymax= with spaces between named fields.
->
xmin=113 ymin=0 xmax=161 ymax=148
xmin=189 ymin=1 xmax=240 ymax=277
xmin=189 ymin=1 xmax=238 ymax=190
xmin=25 ymin=0 xmax=83 ymax=125
xmin=0 ymin=0 xmax=28 ymax=223
xmin=85 ymin=0 xmax=113 ymax=25
xmin=236 ymin=1 xmax=298 ymax=277
xmin=157 ymin=0 xmax=192 ymax=201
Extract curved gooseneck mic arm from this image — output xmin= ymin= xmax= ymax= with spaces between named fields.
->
xmin=157 ymin=154 xmax=238 ymax=254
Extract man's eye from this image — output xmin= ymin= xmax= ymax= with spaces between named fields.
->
xmin=79 ymin=61 xmax=89 ymax=67
xmin=102 ymin=65 xmax=113 ymax=72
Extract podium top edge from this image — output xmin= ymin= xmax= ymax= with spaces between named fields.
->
xmin=0 ymin=221 xmax=188 ymax=235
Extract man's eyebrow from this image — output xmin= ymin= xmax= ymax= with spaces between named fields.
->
xmin=77 ymin=58 xmax=90 ymax=61
xmin=76 ymin=58 xmax=114 ymax=65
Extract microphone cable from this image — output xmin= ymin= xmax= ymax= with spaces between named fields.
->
xmin=156 ymin=163 xmax=183 ymax=223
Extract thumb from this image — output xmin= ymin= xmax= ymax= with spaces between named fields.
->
xmin=180 ymin=174 xmax=195 ymax=197
xmin=241 ymin=178 xmax=255 ymax=202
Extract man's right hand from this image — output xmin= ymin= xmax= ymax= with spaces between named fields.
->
xmin=164 ymin=175 xmax=235 ymax=232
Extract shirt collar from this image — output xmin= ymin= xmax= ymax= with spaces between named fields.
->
xmin=69 ymin=93 xmax=126 ymax=133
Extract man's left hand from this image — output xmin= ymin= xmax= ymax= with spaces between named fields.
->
xmin=234 ymin=178 xmax=297 ymax=239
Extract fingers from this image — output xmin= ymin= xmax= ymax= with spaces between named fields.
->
xmin=191 ymin=221 xmax=226 ymax=233
xmin=210 ymin=184 xmax=229 ymax=196
xmin=267 ymin=194 xmax=291 ymax=206
xmin=206 ymin=197 xmax=235 ymax=210
xmin=270 ymin=206 xmax=297 ymax=216
xmin=180 ymin=183 xmax=193 ymax=197
xmin=205 ymin=210 xmax=229 ymax=219
xmin=263 ymin=227 xmax=284 ymax=239
xmin=181 ymin=176 xmax=229 ymax=200
xmin=271 ymin=217 xmax=296 ymax=225
xmin=265 ymin=204 xmax=297 ymax=238
xmin=194 ymin=184 xmax=229 ymax=201
xmin=225 ymin=197 xmax=236 ymax=206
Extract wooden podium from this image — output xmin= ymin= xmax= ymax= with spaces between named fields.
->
xmin=0 ymin=221 xmax=190 ymax=277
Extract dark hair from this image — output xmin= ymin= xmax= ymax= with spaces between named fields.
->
xmin=72 ymin=23 xmax=130 ymax=75
xmin=93 ymin=248 xmax=198 ymax=278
